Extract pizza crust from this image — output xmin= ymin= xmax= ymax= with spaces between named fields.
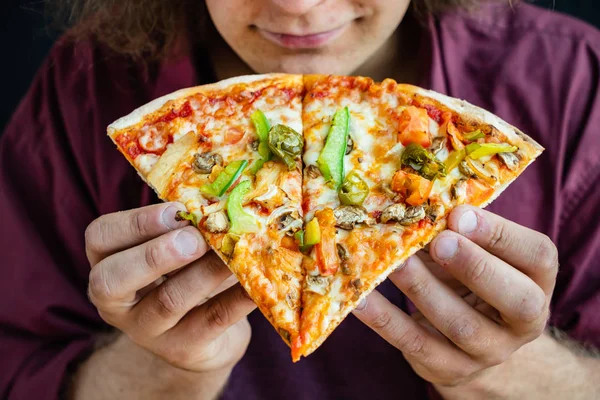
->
xmin=108 ymin=73 xmax=302 ymax=133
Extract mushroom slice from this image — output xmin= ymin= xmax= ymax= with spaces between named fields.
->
xmin=498 ymin=151 xmax=520 ymax=171
xmin=345 ymin=135 xmax=354 ymax=155
xmin=192 ymin=152 xmax=223 ymax=174
xmin=305 ymin=275 xmax=332 ymax=295
xmin=451 ymin=178 xmax=468 ymax=203
xmin=333 ymin=205 xmax=373 ymax=230
xmin=380 ymin=203 xmax=407 ymax=223
xmin=400 ymin=205 xmax=426 ymax=226
xmin=426 ymin=203 xmax=444 ymax=222
xmin=305 ymin=164 xmax=321 ymax=179
xmin=430 ymin=137 xmax=446 ymax=155
xmin=205 ymin=210 xmax=229 ymax=233
xmin=458 ymin=160 xmax=478 ymax=179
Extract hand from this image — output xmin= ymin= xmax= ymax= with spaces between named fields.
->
xmin=353 ymin=205 xmax=559 ymax=387
xmin=85 ymin=203 xmax=256 ymax=374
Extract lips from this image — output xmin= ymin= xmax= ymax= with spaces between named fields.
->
xmin=258 ymin=24 xmax=348 ymax=49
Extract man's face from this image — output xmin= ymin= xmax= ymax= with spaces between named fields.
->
xmin=205 ymin=0 xmax=411 ymax=75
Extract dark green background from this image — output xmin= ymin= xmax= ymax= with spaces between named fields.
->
xmin=1 ymin=0 xmax=599 ymax=131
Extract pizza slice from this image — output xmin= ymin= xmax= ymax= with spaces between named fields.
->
xmin=107 ymin=74 xmax=306 ymax=347
xmin=293 ymin=74 xmax=544 ymax=361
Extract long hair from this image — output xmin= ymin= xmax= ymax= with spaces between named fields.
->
xmin=50 ymin=0 xmax=483 ymax=60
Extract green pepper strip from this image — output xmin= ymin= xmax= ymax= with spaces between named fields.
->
xmin=464 ymin=129 xmax=485 ymax=141
xmin=200 ymin=160 xmax=248 ymax=198
xmin=249 ymin=110 xmax=272 ymax=174
xmin=339 ymin=171 xmax=369 ymax=206
xmin=445 ymin=149 xmax=467 ymax=172
xmin=401 ymin=143 xmax=447 ymax=180
xmin=317 ymin=107 xmax=350 ymax=189
xmin=227 ymin=180 xmax=257 ymax=235
xmin=466 ymin=143 xmax=518 ymax=160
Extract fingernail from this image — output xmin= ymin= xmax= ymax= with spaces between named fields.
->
xmin=435 ymin=236 xmax=459 ymax=260
xmin=458 ymin=210 xmax=478 ymax=235
xmin=162 ymin=205 xmax=186 ymax=230
xmin=355 ymin=298 xmax=368 ymax=312
xmin=174 ymin=230 xmax=198 ymax=256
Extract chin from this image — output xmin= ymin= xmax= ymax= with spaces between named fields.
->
xmin=250 ymin=53 xmax=360 ymax=76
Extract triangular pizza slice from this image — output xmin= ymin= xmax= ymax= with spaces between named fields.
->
xmin=293 ymin=74 xmax=543 ymax=360
xmin=107 ymin=74 xmax=306 ymax=347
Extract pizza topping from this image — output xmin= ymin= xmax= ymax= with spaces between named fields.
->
xmin=401 ymin=143 xmax=446 ymax=180
xmin=445 ymin=149 xmax=467 ymax=172
xmin=376 ymin=182 xmax=398 ymax=200
xmin=426 ymin=204 xmax=444 ymax=222
xmin=464 ymin=129 xmax=485 ymax=141
xmin=227 ymin=180 xmax=258 ymax=235
xmin=466 ymin=143 xmax=517 ymax=160
xmin=192 ymin=152 xmax=223 ymax=174
xmin=397 ymin=106 xmax=432 ymax=148
xmin=268 ymin=124 xmax=303 ymax=170
xmin=304 ymin=218 xmax=321 ymax=246
xmin=446 ymin=121 xmax=465 ymax=151
xmin=139 ymin=126 xmax=168 ymax=152
xmin=278 ymin=329 xmax=292 ymax=344
xmin=205 ymin=210 xmax=230 ymax=233
xmin=200 ymin=160 xmax=248 ymax=198
xmin=380 ymin=203 xmax=406 ymax=224
xmin=391 ymin=170 xmax=433 ymax=206
xmin=345 ymin=135 xmax=354 ymax=155
xmin=220 ymin=233 xmax=240 ymax=257
xmin=253 ymin=185 xmax=289 ymax=212
xmin=497 ymin=151 xmax=520 ymax=170
xmin=314 ymin=209 xmax=339 ymax=276
xmin=249 ymin=110 xmax=273 ymax=174
xmin=275 ymin=210 xmax=303 ymax=235
xmin=333 ymin=205 xmax=372 ymax=230
xmin=458 ymin=160 xmax=479 ymax=179
xmin=464 ymin=158 xmax=497 ymax=184
xmin=451 ymin=178 xmax=468 ymax=202
xmin=305 ymin=275 xmax=331 ymax=295
xmin=338 ymin=171 xmax=369 ymax=206
xmin=305 ymin=165 xmax=321 ymax=179
xmin=336 ymin=243 xmax=349 ymax=261
xmin=317 ymin=107 xmax=350 ymax=189
xmin=430 ymin=137 xmax=446 ymax=155
xmin=400 ymin=205 xmax=426 ymax=226
xmin=175 ymin=210 xmax=198 ymax=227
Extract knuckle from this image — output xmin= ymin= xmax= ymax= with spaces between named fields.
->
xmin=393 ymin=329 xmax=426 ymax=356
xmin=370 ymin=311 xmax=395 ymax=331
xmin=488 ymin=223 xmax=511 ymax=253
xmin=405 ymin=276 xmax=431 ymax=298
xmin=154 ymin=282 xmax=186 ymax=318
xmin=85 ymin=219 xmax=106 ymax=255
xmin=466 ymin=256 xmax=494 ymax=286
xmin=534 ymin=235 xmax=559 ymax=273
xmin=133 ymin=210 xmax=151 ymax=238
xmin=88 ymin=265 xmax=112 ymax=303
xmin=480 ymin=347 xmax=511 ymax=367
xmin=446 ymin=313 xmax=481 ymax=345
xmin=159 ymin=343 xmax=193 ymax=369
xmin=144 ymin=243 xmax=165 ymax=271
xmin=204 ymin=297 xmax=232 ymax=331
xmin=517 ymin=287 xmax=546 ymax=323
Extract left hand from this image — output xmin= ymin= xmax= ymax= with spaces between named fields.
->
xmin=353 ymin=205 xmax=559 ymax=387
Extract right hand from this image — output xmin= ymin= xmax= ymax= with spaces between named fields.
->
xmin=85 ymin=202 xmax=256 ymax=373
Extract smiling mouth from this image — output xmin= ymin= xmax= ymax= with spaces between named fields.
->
xmin=257 ymin=24 xmax=349 ymax=49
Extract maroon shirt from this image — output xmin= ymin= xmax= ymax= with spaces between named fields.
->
xmin=1 ymin=3 xmax=599 ymax=399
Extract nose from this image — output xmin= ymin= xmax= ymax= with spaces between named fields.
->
xmin=269 ymin=0 xmax=324 ymax=15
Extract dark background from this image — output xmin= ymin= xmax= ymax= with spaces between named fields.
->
xmin=1 ymin=0 xmax=599 ymax=132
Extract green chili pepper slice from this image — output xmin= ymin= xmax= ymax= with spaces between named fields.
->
xmin=317 ymin=107 xmax=350 ymax=189
xmin=466 ymin=143 xmax=518 ymax=160
xmin=445 ymin=149 xmax=467 ymax=172
xmin=401 ymin=143 xmax=447 ymax=180
xmin=463 ymin=129 xmax=485 ymax=141
xmin=268 ymin=124 xmax=303 ymax=170
xmin=200 ymin=160 xmax=248 ymax=198
xmin=227 ymin=180 xmax=257 ymax=235
xmin=339 ymin=171 xmax=369 ymax=206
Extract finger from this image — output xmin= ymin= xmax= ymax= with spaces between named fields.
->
xmin=414 ymin=252 xmax=469 ymax=295
xmin=389 ymin=256 xmax=514 ymax=364
xmin=85 ymin=202 xmax=189 ymax=266
xmin=430 ymin=230 xmax=547 ymax=332
xmin=447 ymin=205 xmax=559 ymax=294
xmin=167 ymin=283 xmax=256 ymax=343
xmin=88 ymin=226 xmax=208 ymax=311
xmin=129 ymin=252 xmax=232 ymax=336
xmin=352 ymin=290 xmax=476 ymax=374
